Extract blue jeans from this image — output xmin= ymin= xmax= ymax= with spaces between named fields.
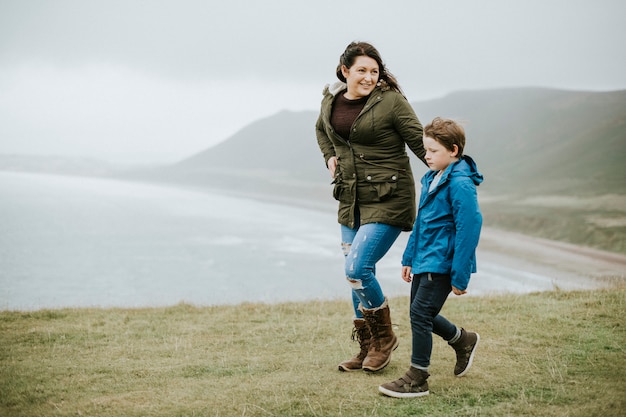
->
xmin=410 ymin=273 xmax=458 ymax=369
xmin=341 ymin=222 xmax=402 ymax=318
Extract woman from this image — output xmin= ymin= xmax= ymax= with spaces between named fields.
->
xmin=315 ymin=41 xmax=426 ymax=372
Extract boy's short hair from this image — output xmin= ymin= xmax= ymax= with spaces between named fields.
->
xmin=424 ymin=117 xmax=466 ymax=157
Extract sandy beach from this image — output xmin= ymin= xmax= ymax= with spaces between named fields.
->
xmin=473 ymin=227 xmax=626 ymax=295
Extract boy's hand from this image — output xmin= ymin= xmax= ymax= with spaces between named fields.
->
xmin=452 ymin=286 xmax=467 ymax=296
xmin=401 ymin=266 xmax=412 ymax=283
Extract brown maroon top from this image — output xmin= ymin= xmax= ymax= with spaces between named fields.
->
xmin=330 ymin=93 xmax=368 ymax=140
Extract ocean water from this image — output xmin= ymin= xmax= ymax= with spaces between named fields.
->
xmin=0 ymin=171 xmax=410 ymax=311
xmin=1 ymin=171 xmax=600 ymax=311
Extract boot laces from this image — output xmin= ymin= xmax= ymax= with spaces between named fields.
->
xmin=351 ymin=324 xmax=370 ymax=342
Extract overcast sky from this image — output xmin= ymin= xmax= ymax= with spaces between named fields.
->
xmin=1 ymin=0 xmax=625 ymax=164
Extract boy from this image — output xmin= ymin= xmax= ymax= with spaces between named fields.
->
xmin=379 ymin=117 xmax=483 ymax=398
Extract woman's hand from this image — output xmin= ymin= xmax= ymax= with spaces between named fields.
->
xmin=401 ymin=266 xmax=412 ymax=283
xmin=452 ymin=286 xmax=467 ymax=296
xmin=327 ymin=156 xmax=338 ymax=178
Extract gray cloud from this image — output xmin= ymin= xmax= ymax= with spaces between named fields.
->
xmin=1 ymin=0 xmax=625 ymax=163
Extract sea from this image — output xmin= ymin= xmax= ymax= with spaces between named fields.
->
xmin=0 ymin=171 xmax=411 ymax=311
xmin=1 ymin=171 xmax=597 ymax=312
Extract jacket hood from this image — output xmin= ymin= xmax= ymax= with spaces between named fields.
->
xmin=428 ymin=155 xmax=483 ymax=187
xmin=323 ymin=81 xmax=347 ymax=96
xmin=451 ymin=155 xmax=483 ymax=186
xmin=322 ymin=79 xmax=392 ymax=97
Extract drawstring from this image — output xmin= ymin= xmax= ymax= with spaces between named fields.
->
xmin=357 ymin=153 xmax=407 ymax=172
xmin=333 ymin=152 xmax=407 ymax=184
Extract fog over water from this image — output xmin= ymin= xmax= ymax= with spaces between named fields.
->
xmin=2 ymin=172 xmax=606 ymax=311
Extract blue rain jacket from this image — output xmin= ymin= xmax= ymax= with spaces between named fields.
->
xmin=401 ymin=156 xmax=483 ymax=291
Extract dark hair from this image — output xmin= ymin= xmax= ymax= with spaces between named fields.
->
xmin=424 ymin=117 xmax=466 ymax=157
xmin=335 ymin=41 xmax=403 ymax=94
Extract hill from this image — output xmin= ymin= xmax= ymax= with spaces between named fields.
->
xmin=150 ymin=88 xmax=625 ymax=199
xmin=411 ymin=88 xmax=626 ymax=195
xmin=136 ymin=109 xmax=334 ymax=208
xmin=132 ymin=87 xmax=626 ymax=253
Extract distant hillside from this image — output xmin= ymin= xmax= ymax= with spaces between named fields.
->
xmin=131 ymin=87 xmax=626 ymax=253
xmin=143 ymin=109 xmax=333 ymax=207
xmin=152 ymin=87 xmax=625 ymax=199
xmin=179 ymin=110 xmax=324 ymax=180
xmin=410 ymin=88 xmax=626 ymax=195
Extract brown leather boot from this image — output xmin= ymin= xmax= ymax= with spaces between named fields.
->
xmin=379 ymin=367 xmax=430 ymax=398
xmin=338 ymin=318 xmax=371 ymax=371
xmin=361 ymin=299 xmax=398 ymax=372
xmin=449 ymin=328 xmax=480 ymax=377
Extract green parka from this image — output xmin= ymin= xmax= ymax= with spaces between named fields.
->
xmin=315 ymin=81 xmax=426 ymax=231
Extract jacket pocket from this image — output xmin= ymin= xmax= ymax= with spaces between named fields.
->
xmin=332 ymin=174 xmax=352 ymax=203
xmin=358 ymin=169 xmax=399 ymax=203
xmin=332 ymin=181 xmax=346 ymax=202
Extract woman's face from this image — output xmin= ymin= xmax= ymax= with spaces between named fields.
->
xmin=341 ymin=55 xmax=379 ymax=99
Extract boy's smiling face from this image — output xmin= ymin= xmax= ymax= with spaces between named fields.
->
xmin=423 ymin=135 xmax=459 ymax=172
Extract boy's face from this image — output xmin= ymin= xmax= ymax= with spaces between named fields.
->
xmin=423 ymin=135 xmax=459 ymax=172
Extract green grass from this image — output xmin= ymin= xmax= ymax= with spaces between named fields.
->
xmin=1 ymin=288 xmax=625 ymax=416
xmin=481 ymin=194 xmax=626 ymax=254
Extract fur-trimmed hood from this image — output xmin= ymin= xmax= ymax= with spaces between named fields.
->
xmin=322 ymin=80 xmax=392 ymax=97
xmin=323 ymin=81 xmax=346 ymax=96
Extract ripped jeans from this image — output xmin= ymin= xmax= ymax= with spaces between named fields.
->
xmin=341 ymin=222 xmax=402 ymax=318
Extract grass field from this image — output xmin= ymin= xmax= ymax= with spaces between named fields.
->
xmin=1 ymin=287 xmax=624 ymax=417
xmin=480 ymin=194 xmax=626 ymax=255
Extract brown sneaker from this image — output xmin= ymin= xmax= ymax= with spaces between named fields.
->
xmin=338 ymin=319 xmax=371 ymax=372
xmin=379 ymin=367 xmax=430 ymax=398
xmin=360 ymin=299 xmax=398 ymax=372
xmin=449 ymin=328 xmax=480 ymax=377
